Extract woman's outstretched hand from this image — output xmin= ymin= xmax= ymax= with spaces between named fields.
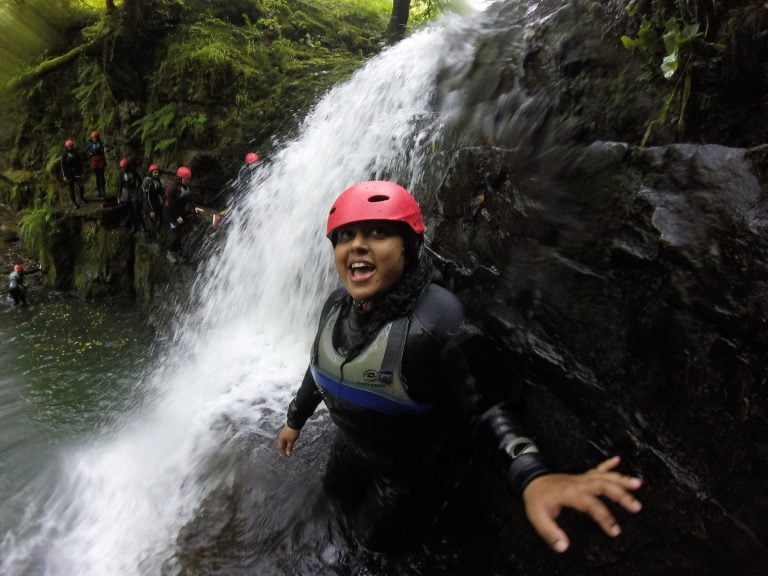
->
xmin=277 ymin=425 xmax=301 ymax=458
xmin=522 ymin=455 xmax=643 ymax=553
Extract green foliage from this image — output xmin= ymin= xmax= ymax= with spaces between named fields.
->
xmin=3 ymin=0 xmax=391 ymax=207
xmin=140 ymin=0 xmax=388 ymax=163
xmin=620 ymin=0 xmax=726 ymax=144
xmin=0 ymin=0 xmax=99 ymax=87
xmin=18 ymin=199 xmax=55 ymax=256
xmin=131 ymin=104 xmax=209 ymax=157
xmin=74 ymin=60 xmax=118 ymax=130
xmin=409 ymin=0 xmax=453 ymax=28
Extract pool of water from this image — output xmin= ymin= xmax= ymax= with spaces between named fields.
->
xmin=0 ymin=293 xmax=152 ymax=536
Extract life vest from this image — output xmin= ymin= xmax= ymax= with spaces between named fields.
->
xmin=87 ymin=141 xmax=106 ymax=169
xmin=310 ymin=303 xmax=435 ymax=415
xmin=8 ymin=271 xmax=22 ymax=291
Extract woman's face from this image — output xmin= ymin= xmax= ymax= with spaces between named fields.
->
xmin=333 ymin=220 xmax=406 ymax=309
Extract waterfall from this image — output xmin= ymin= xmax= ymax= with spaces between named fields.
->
xmin=0 ymin=2 xmax=513 ymax=574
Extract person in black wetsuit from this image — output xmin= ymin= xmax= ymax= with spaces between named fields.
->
xmin=117 ymin=158 xmax=143 ymax=234
xmin=60 ymin=139 xmax=86 ymax=208
xmin=142 ymin=163 xmax=164 ymax=237
xmin=8 ymin=264 xmax=27 ymax=306
xmin=84 ymin=130 xmax=107 ymax=199
xmin=277 ymin=181 xmax=643 ymax=554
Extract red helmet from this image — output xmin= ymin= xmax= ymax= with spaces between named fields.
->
xmin=119 ymin=158 xmax=130 ymax=168
xmin=91 ymin=130 xmax=100 ymax=139
xmin=245 ymin=152 xmax=260 ymax=164
xmin=148 ymin=163 xmax=160 ymax=172
xmin=326 ymin=181 xmax=425 ymax=237
xmin=176 ymin=166 xmax=192 ymax=179
xmin=13 ymin=264 xmax=24 ymax=272
xmin=65 ymin=139 xmax=75 ymax=148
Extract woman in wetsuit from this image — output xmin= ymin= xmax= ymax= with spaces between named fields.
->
xmin=277 ymin=181 xmax=642 ymax=553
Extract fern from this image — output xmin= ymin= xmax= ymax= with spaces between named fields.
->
xmin=18 ymin=201 xmax=55 ymax=256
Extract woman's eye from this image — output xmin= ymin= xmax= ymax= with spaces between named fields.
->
xmin=369 ymin=227 xmax=388 ymax=238
xmin=336 ymin=229 xmax=354 ymax=242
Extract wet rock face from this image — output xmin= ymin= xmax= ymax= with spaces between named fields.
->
xmin=424 ymin=142 xmax=768 ymax=574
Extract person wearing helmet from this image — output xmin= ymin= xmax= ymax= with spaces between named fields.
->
xmin=84 ymin=130 xmax=107 ymax=199
xmin=8 ymin=264 xmax=27 ymax=306
xmin=162 ymin=166 xmax=193 ymax=262
xmin=60 ymin=139 xmax=86 ymax=208
xmin=237 ymin=151 xmax=262 ymax=186
xmin=116 ymin=158 xmax=143 ymax=234
xmin=142 ymin=163 xmax=164 ymax=237
xmin=277 ymin=181 xmax=643 ymax=553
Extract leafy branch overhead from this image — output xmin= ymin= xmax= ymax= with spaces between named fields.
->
xmin=620 ymin=1 xmax=725 ymax=144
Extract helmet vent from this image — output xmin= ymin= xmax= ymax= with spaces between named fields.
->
xmin=367 ymin=195 xmax=389 ymax=203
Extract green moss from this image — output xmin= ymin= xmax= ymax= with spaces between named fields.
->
xmin=18 ymin=200 xmax=55 ymax=258
xmin=132 ymin=0 xmax=388 ymax=164
xmin=74 ymin=60 xmax=119 ymax=131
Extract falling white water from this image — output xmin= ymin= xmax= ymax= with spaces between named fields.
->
xmin=0 ymin=3 xmax=503 ymax=575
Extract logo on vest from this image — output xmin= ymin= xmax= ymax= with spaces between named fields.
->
xmin=363 ymin=369 xmax=378 ymax=381
xmin=361 ymin=369 xmax=387 ymax=388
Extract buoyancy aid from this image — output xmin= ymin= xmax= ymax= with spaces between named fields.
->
xmin=8 ymin=271 xmax=22 ymax=291
xmin=311 ymin=302 xmax=436 ymax=416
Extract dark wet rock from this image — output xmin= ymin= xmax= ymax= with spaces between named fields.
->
xmin=423 ymin=141 xmax=768 ymax=575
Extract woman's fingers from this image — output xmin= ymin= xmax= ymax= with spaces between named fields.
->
xmin=595 ymin=478 xmax=644 ymax=513
xmin=580 ymin=495 xmax=622 ymax=537
xmin=277 ymin=425 xmax=300 ymax=458
xmin=523 ymin=462 xmax=644 ymax=553
xmin=594 ymin=455 xmax=621 ymax=473
xmin=525 ymin=500 xmax=570 ymax=553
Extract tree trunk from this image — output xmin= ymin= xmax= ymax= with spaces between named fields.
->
xmin=123 ymin=0 xmax=150 ymax=29
xmin=106 ymin=0 xmax=115 ymax=12
xmin=388 ymin=0 xmax=411 ymax=42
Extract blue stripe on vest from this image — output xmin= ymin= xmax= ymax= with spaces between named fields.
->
xmin=311 ymin=366 xmax=434 ymax=415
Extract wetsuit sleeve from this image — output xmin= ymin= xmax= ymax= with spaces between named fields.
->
xmin=439 ymin=332 xmax=551 ymax=496
xmin=285 ymin=366 xmax=323 ymax=430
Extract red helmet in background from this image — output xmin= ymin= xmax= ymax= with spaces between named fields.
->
xmin=176 ymin=166 xmax=192 ymax=179
xmin=13 ymin=264 xmax=24 ymax=272
xmin=326 ymin=181 xmax=425 ymax=238
xmin=64 ymin=139 xmax=74 ymax=148
xmin=245 ymin=152 xmax=260 ymax=164
xmin=119 ymin=158 xmax=130 ymax=168
xmin=91 ymin=130 xmax=100 ymax=139
xmin=148 ymin=163 xmax=160 ymax=173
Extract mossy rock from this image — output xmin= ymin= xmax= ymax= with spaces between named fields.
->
xmin=40 ymin=207 xmax=134 ymax=297
xmin=1 ymin=170 xmax=49 ymax=211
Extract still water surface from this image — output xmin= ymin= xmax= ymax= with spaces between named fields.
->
xmin=0 ymin=294 xmax=151 ymax=537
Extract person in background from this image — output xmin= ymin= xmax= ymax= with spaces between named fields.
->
xmin=142 ymin=163 xmax=164 ymax=237
xmin=116 ymin=157 xmax=143 ymax=234
xmin=237 ymin=151 xmax=261 ymax=185
xmin=194 ymin=151 xmax=263 ymax=233
xmin=84 ymin=130 xmax=107 ymax=199
xmin=60 ymin=139 xmax=86 ymax=208
xmin=7 ymin=264 xmax=27 ymax=306
xmin=163 ymin=165 xmax=193 ymax=263
xmin=277 ymin=181 xmax=643 ymax=554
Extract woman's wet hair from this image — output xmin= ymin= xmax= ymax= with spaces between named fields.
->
xmin=341 ymin=222 xmax=433 ymax=360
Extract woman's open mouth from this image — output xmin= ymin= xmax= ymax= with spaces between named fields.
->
xmin=349 ymin=261 xmax=375 ymax=282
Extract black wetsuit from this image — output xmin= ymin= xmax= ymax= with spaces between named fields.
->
xmin=286 ymin=283 xmax=550 ymax=551
xmin=8 ymin=270 xmax=26 ymax=305
xmin=142 ymin=175 xmax=164 ymax=235
xmin=60 ymin=148 xmax=85 ymax=207
xmin=162 ymin=178 xmax=191 ymax=252
xmin=117 ymin=168 xmax=143 ymax=233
